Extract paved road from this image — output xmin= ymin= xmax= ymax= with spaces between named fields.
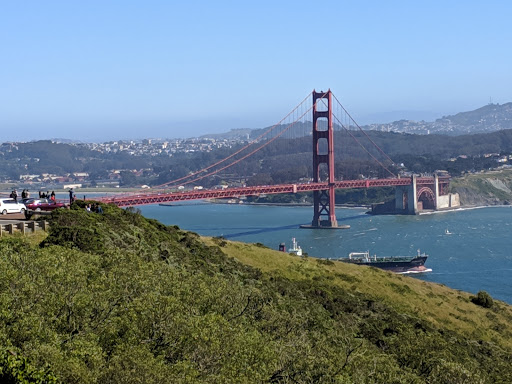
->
xmin=0 ymin=213 xmax=28 ymax=224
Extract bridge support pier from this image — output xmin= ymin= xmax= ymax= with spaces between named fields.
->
xmin=395 ymin=175 xmax=418 ymax=214
xmin=311 ymin=186 xmax=338 ymax=227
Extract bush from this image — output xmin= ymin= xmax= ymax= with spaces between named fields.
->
xmin=471 ymin=290 xmax=494 ymax=308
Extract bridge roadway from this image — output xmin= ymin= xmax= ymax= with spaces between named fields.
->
xmin=97 ymin=176 xmax=446 ymax=208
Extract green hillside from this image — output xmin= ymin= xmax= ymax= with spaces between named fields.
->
xmin=440 ymin=102 xmax=512 ymax=128
xmin=0 ymin=203 xmax=511 ymax=383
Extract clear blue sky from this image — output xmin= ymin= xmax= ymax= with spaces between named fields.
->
xmin=2 ymin=1 xmax=511 ymax=142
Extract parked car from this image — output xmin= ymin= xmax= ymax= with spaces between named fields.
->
xmin=0 ymin=198 xmax=27 ymax=215
xmin=20 ymin=197 xmax=35 ymax=205
xmin=24 ymin=198 xmax=67 ymax=212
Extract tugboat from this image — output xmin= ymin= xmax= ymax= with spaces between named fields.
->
xmin=338 ymin=249 xmax=431 ymax=274
xmin=279 ymin=238 xmax=303 ymax=256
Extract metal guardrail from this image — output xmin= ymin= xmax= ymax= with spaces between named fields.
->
xmin=0 ymin=221 xmax=49 ymax=236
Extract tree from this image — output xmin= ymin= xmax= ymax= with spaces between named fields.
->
xmin=119 ymin=171 xmax=137 ymax=186
xmin=246 ymin=173 xmax=273 ymax=186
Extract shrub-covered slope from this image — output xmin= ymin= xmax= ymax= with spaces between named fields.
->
xmin=0 ymin=203 xmax=511 ymax=383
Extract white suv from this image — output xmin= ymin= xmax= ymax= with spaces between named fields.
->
xmin=0 ymin=199 xmax=27 ymax=215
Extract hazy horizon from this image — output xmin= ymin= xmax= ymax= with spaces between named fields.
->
xmin=0 ymin=104 xmax=500 ymax=143
xmin=2 ymin=106 xmax=467 ymax=143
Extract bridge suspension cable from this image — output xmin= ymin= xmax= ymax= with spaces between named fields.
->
xmin=332 ymin=112 xmax=397 ymax=178
xmin=152 ymin=91 xmax=323 ymax=189
xmin=151 ymin=92 xmax=316 ymax=189
xmin=317 ymin=94 xmax=397 ymax=178
xmin=105 ymin=89 xmax=399 ymax=204
xmin=158 ymin=96 xmax=320 ymax=188
xmin=332 ymin=93 xmax=396 ymax=166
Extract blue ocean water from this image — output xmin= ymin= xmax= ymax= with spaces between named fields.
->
xmin=135 ymin=203 xmax=512 ymax=304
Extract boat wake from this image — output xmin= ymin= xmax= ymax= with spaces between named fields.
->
xmin=419 ymin=205 xmax=503 ymax=215
xmin=400 ymin=268 xmax=433 ymax=274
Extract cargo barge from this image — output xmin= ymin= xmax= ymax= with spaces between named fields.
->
xmin=339 ymin=250 xmax=431 ymax=274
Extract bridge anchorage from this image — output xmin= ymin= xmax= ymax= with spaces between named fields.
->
xmin=390 ymin=174 xmax=459 ymax=215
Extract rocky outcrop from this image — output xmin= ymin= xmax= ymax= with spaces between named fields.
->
xmin=452 ymin=186 xmax=509 ymax=206
xmin=451 ymin=171 xmax=512 ymax=206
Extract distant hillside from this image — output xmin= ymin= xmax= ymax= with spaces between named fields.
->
xmin=199 ymin=128 xmax=253 ymax=140
xmin=201 ymin=122 xmax=313 ymax=141
xmin=364 ymin=102 xmax=512 ymax=135
xmin=202 ymin=103 xmax=512 ymax=139
xmin=451 ymin=168 xmax=512 ymax=206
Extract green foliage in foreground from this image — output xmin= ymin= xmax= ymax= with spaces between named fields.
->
xmin=0 ymin=349 xmax=57 ymax=383
xmin=0 ymin=204 xmax=510 ymax=383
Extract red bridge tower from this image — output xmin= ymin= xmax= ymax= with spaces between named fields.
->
xmin=309 ymin=90 xmax=340 ymax=228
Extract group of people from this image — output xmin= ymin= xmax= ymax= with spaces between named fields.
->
xmin=39 ymin=190 xmax=56 ymax=201
xmin=9 ymin=189 xmax=60 ymax=203
xmin=9 ymin=189 xmax=34 ymax=202
xmin=9 ymin=189 xmax=29 ymax=202
xmin=8 ymin=187 xmax=104 ymax=213
xmin=85 ymin=203 xmax=103 ymax=214
xmin=9 ymin=189 xmax=59 ymax=202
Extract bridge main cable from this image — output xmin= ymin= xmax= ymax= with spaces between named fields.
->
xmin=332 ymin=93 xmax=396 ymax=166
xmin=331 ymin=111 xmax=397 ymax=178
xmin=316 ymin=95 xmax=396 ymax=178
xmin=152 ymin=92 xmax=315 ymax=189
xmin=160 ymin=97 xmax=320 ymax=188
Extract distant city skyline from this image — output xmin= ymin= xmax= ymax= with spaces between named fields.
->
xmin=2 ymin=1 xmax=511 ymax=142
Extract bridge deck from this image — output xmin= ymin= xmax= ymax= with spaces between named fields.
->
xmin=97 ymin=176 xmax=449 ymax=207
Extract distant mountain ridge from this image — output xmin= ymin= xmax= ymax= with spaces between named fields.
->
xmin=201 ymin=102 xmax=512 ymax=139
xmin=199 ymin=128 xmax=253 ymax=140
xmin=363 ymin=102 xmax=512 ymax=135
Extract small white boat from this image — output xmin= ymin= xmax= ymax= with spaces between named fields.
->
xmin=445 ymin=229 xmax=452 ymax=235
xmin=287 ymin=238 xmax=303 ymax=256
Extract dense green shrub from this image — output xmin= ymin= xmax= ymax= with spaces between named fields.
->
xmin=471 ymin=290 xmax=494 ymax=308
xmin=0 ymin=348 xmax=57 ymax=383
xmin=0 ymin=206 xmax=510 ymax=383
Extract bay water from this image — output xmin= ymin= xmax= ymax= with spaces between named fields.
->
xmin=138 ymin=203 xmax=512 ymax=305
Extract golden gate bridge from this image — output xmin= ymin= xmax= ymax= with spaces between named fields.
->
xmin=97 ymin=90 xmax=453 ymax=228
